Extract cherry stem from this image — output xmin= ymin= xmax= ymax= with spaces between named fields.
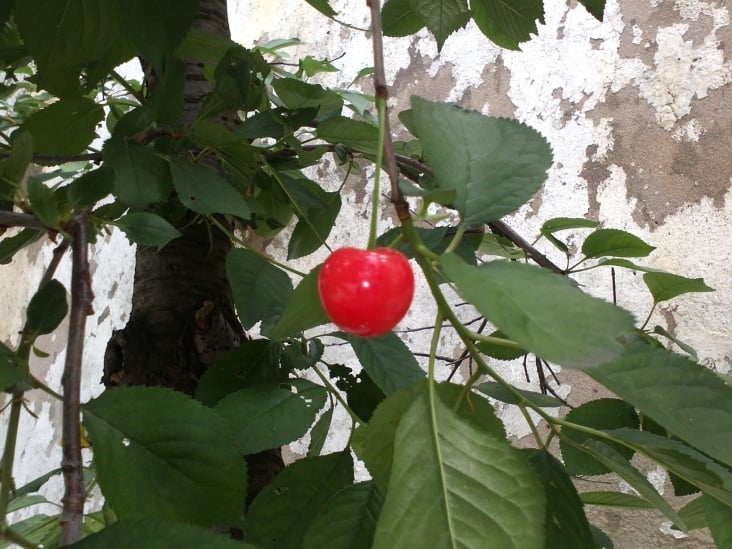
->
xmin=367 ymin=97 xmax=387 ymax=250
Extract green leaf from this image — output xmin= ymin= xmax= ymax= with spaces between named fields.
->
xmin=214 ymin=380 xmax=327 ymax=455
xmin=559 ymin=398 xmax=639 ymax=476
xmin=317 ymin=116 xmax=378 ymax=154
xmin=176 ymin=29 xmax=239 ymax=64
xmin=578 ymin=0 xmax=606 ymax=21
xmin=72 ymin=520 xmax=256 ymax=549
xmin=169 ymin=157 xmax=251 ymax=219
xmin=377 ymin=226 xmax=477 ymax=264
xmin=2 ymin=130 xmax=33 ymax=184
xmin=471 ymin=0 xmax=545 ymax=50
xmin=477 ymin=232 xmax=525 ymax=259
xmin=82 ymin=386 xmax=247 ymax=526
xmin=541 ymin=217 xmax=600 ymax=234
xmin=408 ymin=0 xmax=470 ymax=49
xmin=373 ymin=390 xmax=545 ymax=548
xmin=304 ymin=0 xmax=337 ymax=17
xmin=382 ymin=0 xmax=425 ymax=37
xmin=307 ymin=405 xmax=333 ymax=457
xmin=195 ymin=340 xmax=284 ymax=406
xmin=0 ymin=342 xmax=24 ymax=392
xmin=597 ymin=258 xmax=661 ymax=273
xmin=115 ymin=212 xmax=182 ymax=247
xmin=678 ymin=496 xmax=707 ymax=530
xmin=704 ymin=495 xmax=732 ymax=547
xmin=0 ymin=229 xmax=43 ymax=265
xmin=475 ymin=381 xmax=562 ymax=408
xmin=411 ymin=97 xmax=552 ymax=225
xmin=21 ymin=97 xmax=103 ymax=155
xmin=580 ymin=439 xmax=686 ymax=529
xmin=272 ymin=78 xmax=343 ymax=120
xmin=582 ymin=228 xmax=655 ymax=258
xmin=475 ymin=330 xmax=527 ymax=360
xmin=590 ymin=525 xmax=614 ymax=548
xmin=643 ymin=272 xmax=714 ymax=304
xmin=267 ymin=266 xmax=330 ymax=340
xmin=117 ymin=0 xmax=199 ymax=69
xmin=7 ymin=494 xmax=48 ymax=513
xmin=441 ymin=254 xmax=635 ymax=368
xmin=26 ymin=279 xmax=67 ymax=336
xmin=525 ymin=450 xmax=595 ymax=549
xmin=2 ymin=515 xmax=59 ymax=549
xmin=302 ymin=482 xmax=382 ymax=549
xmin=67 ymin=166 xmax=115 ymax=209
xmin=580 ymin=491 xmax=654 ymax=509
xmin=246 ymin=452 xmax=354 ymax=548
xmin=340 ymin=332 xmax=425 ymax=394
xmin=104 ymin=138 xmax=172 ymax=208
xmin=146 ymin=57 xmax=185 ymax=125
xmin=589 ymin=342 xmax=732 ymax=468
xmin=226 ymin=248 xmax=293 ymax=332
xmin=653 ymin=325 xmax=697 ymax=358
xmin=13 ymin=468 xmax=62 ymax=498
xmin=27 ymin=178 xmax=59 ymax=230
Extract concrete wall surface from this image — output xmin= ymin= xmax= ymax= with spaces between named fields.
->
xmin=0 ymin=0 xmax=729 ymax=547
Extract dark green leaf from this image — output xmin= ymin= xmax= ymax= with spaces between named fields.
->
xmin=590 ymin=525 xmax=614 ymax=548
xmin=408 ymin=0 xmax=470 ymax=49
xmin=13 ymin=468 xmax=62 ymax=498
xmin=304 ymin=0 xmax=337 ymax=17
xmin=475 ymin=330 xmax=526 ymax=360
xmin=643 ymin=272 xmax=714 ymax=304
xmin=377 ymin=226 xmax=478 ymax=265
xmin=471 ymin=0 xmax=545 ymax=50
xmin=115 ymin=212 xmax=182 ymax=247
xmin=525 ymin=450 xmax=595 ymax=549
xmin=272 ymin=78 xmax=343 ymax=120
xmin=169 ymin=157 xmax=251 ymax=219
xmin=26 ymin=279 xmax=67 ymax=336
xmin=589 ymin=342 xmax=732 ymax=468
xmin=72 ymin=520 xmax=255 ymax=549
xmin=541 ymin=217 xmax=600 ymax=234
xmin=678 ymin=496 xmax=707 ymax=530
xmin=340 ymin=332 xmax=425 ymax=394
xmin=653 ymin=325 xmax=697 ymax=358
xmin=268 ymin=267 xmax=330 ymax=341
xmin=560 ymin=398 xmax=639 ymax=476
xmin=582 ymin=229 xmax=655 ymax=258
xmin=307 ymin=405 xmax=333 ymax=457
xmin=704 ymin=495 xmax=732 ymax=547
xmin=104 ymin=138 xmax=172 ymax=208
xmin=382 ymin=0 xmax=425 ymax=37
xmin=82 ymin=386 xmax=247 ymax=525
xmin=411 ymin=97 xmax=552 ymax=225
xmin=176 ymin=29 xmax=239 ymax=64
xmin=317 ymin=116 xmax=378 ymax=154
xmin=7 ymin=494 xmax=48 ymax=513
xmin=0 ymin=341 xmax=24 ymax=392
xmin=302 ymin=482 xmax=382 ymax=549
xmin=27 ymin=178 xmax=59 ymax=230
xmin=21 ymin=97 xmax=103 ymax=155
xmin=373 ymin=390 xmax=545 ymax=548
xmin=146 ymin=57 xmax=185 ymax=124
xmin=475 ymin=381 xmax=562 ymax=408
xmin=67 ymin=166 xmax=115 ymax=209
xmin=215 ymin=380 xmax=327 ymax=455
xmin=436 ymin=383 xmax=506 ymax=437
xmin=578 ymin=0 xmax=606 ymax=21
xmin=597 ymin=258 xmax=660 ymax=273
xmin=195 ymin=340 xmax=284 ymax=406
xmin=226 ymin=248 xmax=293 ymax=332
xmin=0 ymin=229 xmax=45 ymax=265
xmin=580 ymin=491 xmax=654 ymax=509
xmin=441 ymin=254 xmax=634 ymax=368
xmin=2 ymin=130 xmax=33 ymax=184
xmin=246 ymin=452 xmax=354 ymax=549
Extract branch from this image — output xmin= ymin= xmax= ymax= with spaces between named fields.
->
xmin=60 ymin=213 xmax=93 ymax=545
xmin=0 ymin=152 xmax=103 ymax=166
xmin=0 ymin=211 xmax=46 ymax=230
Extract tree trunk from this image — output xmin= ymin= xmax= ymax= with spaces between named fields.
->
xmin=103 ymin=0 xmax=283 ymax=505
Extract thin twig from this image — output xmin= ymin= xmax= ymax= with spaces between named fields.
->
xmin=0 ymin=211 xmax=46 ymax=230
xmin=0 ymin=152 xmax=103 ymax=166
xmin=60 ymin=212 xmax=93 ymax=545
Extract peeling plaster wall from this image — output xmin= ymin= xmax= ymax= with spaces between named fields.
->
xmin=1 ymin=0 xmax=729 ymax=546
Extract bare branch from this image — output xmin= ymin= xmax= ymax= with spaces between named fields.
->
xmin=0 ymin=211 xmax=46 ymax=230
xmin=60 ymin=212 xmax=93 ymax=545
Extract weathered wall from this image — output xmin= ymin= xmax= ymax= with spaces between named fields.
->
xmin=0 ymin=0 xmax=729 ymax=546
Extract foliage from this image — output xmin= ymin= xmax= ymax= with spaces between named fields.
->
xmin=0 ymin=0 xmax=730 ymax=548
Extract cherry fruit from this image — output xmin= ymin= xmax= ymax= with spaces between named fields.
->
xmin=318 ymin=247 xmax=415 ymax=337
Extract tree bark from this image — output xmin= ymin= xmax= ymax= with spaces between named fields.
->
xmin=103 ymin=0 xmax=283 ymax=505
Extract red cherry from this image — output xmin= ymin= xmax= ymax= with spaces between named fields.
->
xmin=318 ymin=247 xmax=415 ymax=337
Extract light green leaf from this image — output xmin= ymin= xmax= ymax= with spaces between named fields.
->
xmin=411 ymin=97 xmax=552 ymax=225
xmin=26 ymin=279 xmax=68 ymax=336
xmin=559 ymin=398 xmax=639 ymax=476
xmin=272 ymin=78 xmax=343 ymax=120
xmin=82 ymin=386 xmax=247 ymax=525
xmin=317 ymin=116 xmax=378 ymax=154
xmin=704 ymin=496 xmax=732 ymax=547
xmin=21 ymin=97 xmax=103 ymax=155
xmin=678 ymin=496 xmax=707 ymax=530
xmin=73 ymin=520 xmax=256 ymax=549
xmin=582 ymin=228 xmax=655 ymax=258
xmin=589 ymin=342 xmax=732 ymax=468
xmin=169 ymin=157 xmax=251 ymax=219
xmin=477 ymin=233 xmax=525 ymax=259
xmin=340 ymin=332 xmax=425 ymax=394
xmin=104 ymin=138 xmax=172 ymax=208
xmin=2 ymin=515 xmax=59 ymax=549
xmin=214 ymin=381 xmax=327 ymax=455
xmin=373 ymin=390 xmax=545 ymax=548
xmin=226 ymin=248 xmax=293 ymax=332
xmin=246 ymin=452 xmax=354 ymax=549
xmin=475 ymin=381 xmax=562 ymax=408
xmin=0 ymin=229 xmax=44 ymax=265
xmin=116 ymin=212 xmax=182 ymax=247
xmin=643 ymin=272 xmax=714 ymax=304
xmin=27 ymin=178 xmax=59 ymax=230
xmin=0 ymin=342 xmax=24 ymax=392
xmin=441 ymin=254 xmax=635 ymax=368
xmin=580 ymin=491 xmax=654 ymax=509
xmin=7 ymin=494 xmax=48 ymax=513
xmin=525 ymin=450 xmax=595 ymax=549
xmin=302 ymin=482 xmax=382 ymax=549
xmin=408 ymin=0 xmax=470 ymax=49
xmin=382 ymin=0 xmax=425 ymax=37
xmin=471 ymin=0 xmax=545 ymax=50
xmin=268 ymin=266 xmax=330 ymax=341
xmin=2 ymin=130 xmax=33 ymax=184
